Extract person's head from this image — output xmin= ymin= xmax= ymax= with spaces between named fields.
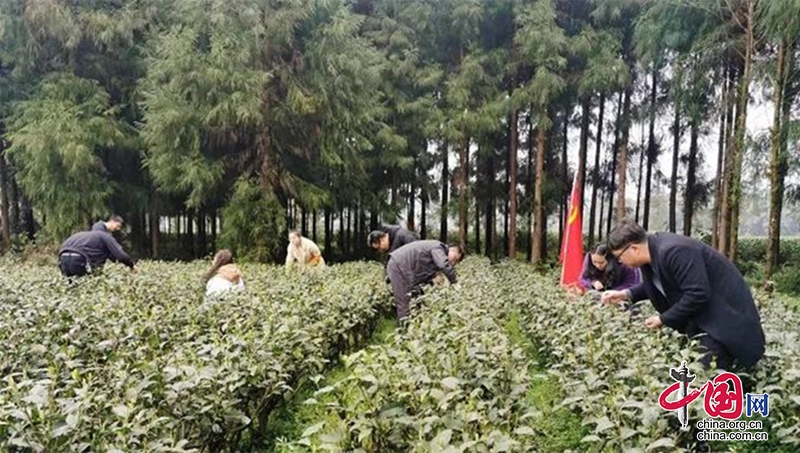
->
xmin=206 ymin=249 xmax=234 ymax=280
xmin=106 ymin=215 xmax=124 ymax=232
xmin=583 ymin=242 xmax=620 ymax=285
xmin=589 ymin=243 xmax=610 ymax=271
xmin=288 ymin=229 xmax=302 ymax=247
xmin=368 ymin=231 xmax=390 ymax=251
xmin=212 ymin=249 xmax=234 ymax=267
xmin=607 ymin=218 xmax=649 ymax=268
xmin=447 ymin=244 xmax=465 ymax=266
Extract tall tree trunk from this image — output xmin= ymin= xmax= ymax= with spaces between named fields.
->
xmin=0 ymin=146 xmax=10 ymax=246
xmin=354 ymin=205 xmax=361 ymax=257
xmin=187 ymin=209 xmax=195 ymax=258
xmin=301 ymin=206 xmax=308 ymax=237
xmin=728 ymin=6 xmax=755 ymax=263
xmin=8 ymin=164 xmax=19 ymax=235
xmin=408 ymin=162 xmax=417 ymax=232
xmin=324 ymin=210 xmax=332 ymax=255
xmin=361 ymin=208 xmax=368 ymax=256
xmin=369 ymin=210 xmax=379 ymax=231
xmin=578 ymin=96 xmax=591 ymax=210
xmin=475 ymin=197 xmax=481 ymax=255
xmin=390 ymin=169 xmax=398 ymax=223
xmin=616 ymin=86 xmax=633 ymax=221
xmin=484 ymin=197 xmax=493 ymax=258
xmin=684 ymin=116 xmax=699 ymax=237
xmin=21 ymin=194 xmax=34 ymax=240
xmin=607 ymin=92 xmax=623 ymax=236
xmin=150 ymin=201 xmax=159 ymax=259
xmin=598 ymin=185 xmax=606 ymax=242
xmin=312 ymin=210 xmax=318 ymax=243
xmin=712 ymin=68 xmax=729 ymax=249
xmin=211 ymin=209 xmax=217 ymax=246
xmin=532 ymin=125 xmax=546 ymax=264
xmin=670 ymin=96 xmax=681 ymax=233
xmin=346 ymin=207 xmax=352 ymax=255
xmin=766 ymin=39 xmax=795 ymax=278
xmin=509 ymin=109 xmax=518 ymax=258
xmin=421 ymin=189 xmax=428 ymax=239
xmin=197 ymin=209 xmax=207 ymax=257
xmin=527 ymin=113 xmax=534 ymax=262
xmin=635 ymin=141 xmax=645 ymax=222
xmin=458 ymin=136 xmax=469 ymax=251
xmin=486 ymin=145 xmax=495 ymax=257
xmin=440 ymin=141 xmax=449 ymax=243
xmin=504 ymin=169 xmax=509 ymax=257
xmin=485 ymin=188 xmax=493 ymax=258
xmin=588 ymin=93 xmax=605 ymax=246
xmin=339 ymin=208 xmax=345 ymax=255
xmin=643 ymin=70 xmax=658 ymax=230
xmin=718 ymin=63 xmax=737 ymax=253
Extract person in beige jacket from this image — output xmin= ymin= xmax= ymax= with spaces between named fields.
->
xmin=285 ymin=230 xmax=326 ymax=269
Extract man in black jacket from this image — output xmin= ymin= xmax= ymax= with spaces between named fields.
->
xmin=386 ymin=240 xmax=463 ymax=322
xmin=368 ymin=224 xmax=419 ymax=254
xmin=91 ymin=215 xmax=124 ymax=233
xmin=369 ymin=225 xmax=420 ymax=283
xmin=58 ymin=230 xmax=136 ymax=277
xmin=601 ymin=219 xmax=765 ymax=369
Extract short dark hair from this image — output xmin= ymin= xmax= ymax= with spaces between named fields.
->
xmin=109 ymin=215 xmax=124 ymax=224
xmin=367 ymin=230 xmax=387 ymax=246
xmin=607 ymin=218 xmax=647 ymax=251
xmin=448 ymin=243 xmax=466 ymax=262
xmin=289 ymin=229 xmax=302 ymax=237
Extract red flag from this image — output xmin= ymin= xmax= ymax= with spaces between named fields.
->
xmin=560 ymin=172 xmax=584 ymax=290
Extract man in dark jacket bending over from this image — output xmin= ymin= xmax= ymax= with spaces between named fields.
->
xmin=386 ymin=240 xmax=464 ymax=323
xmin=91 ymin=215 xmax=124 ymax=234
xmin=58 ymin=230 xmax=136 ymax=277
xmin=601 ymin=219 xmax=765 ymax=369
xmin=368 ymin=224 xmax=420 ymax=254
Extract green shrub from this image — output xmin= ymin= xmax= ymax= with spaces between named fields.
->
xmin=0 ymin=259 xmax=390 ymax=452
xmin=773 ymin=264 xmax=800 ymax=296
xmin=218 ymin=177 xmax=286 ymax=262
xmin=736 ymin=237 xmax=800 ymax=267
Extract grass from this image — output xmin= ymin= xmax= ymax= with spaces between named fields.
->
xmin=503 ymin=310 xmax=589 ymax=453
xmin=261 ymin=316 xmax=399 ymax=451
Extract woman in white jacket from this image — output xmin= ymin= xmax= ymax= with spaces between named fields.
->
xmin=205 ymin=249 xmax=245 ymax=297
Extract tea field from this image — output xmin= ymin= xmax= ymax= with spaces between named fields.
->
xmin=1 ymin=258 xmax=799 ymax=452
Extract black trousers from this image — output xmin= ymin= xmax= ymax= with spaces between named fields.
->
xmin=697 ymin=334 xmax=734 ymax=371
xmin=59 ymin=253 xmax=90 ymax=278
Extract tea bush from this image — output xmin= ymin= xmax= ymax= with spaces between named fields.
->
xmin=736 ymin=238 xmax=800 ymax=266
xmin=0 ymin=260 xmax=391 ymax=452
xmin=496 ymin=262 xmax=800 ymax=452
xmin=285 ymin=258 xmax=559 ymax=452
xmin=1 ymin=258 xmax=799 ymax=452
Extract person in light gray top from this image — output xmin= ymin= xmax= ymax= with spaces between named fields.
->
xmin=386 ymin=240 xmax=464 ymax=322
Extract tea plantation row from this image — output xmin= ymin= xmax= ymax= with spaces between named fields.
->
xmin=284 ymin=260 xmax=800 ymax=452
xmin=1 ymin=258 xmax=799 ymax=452
xmin=0 ymin=260 xmax=391 ymax=452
